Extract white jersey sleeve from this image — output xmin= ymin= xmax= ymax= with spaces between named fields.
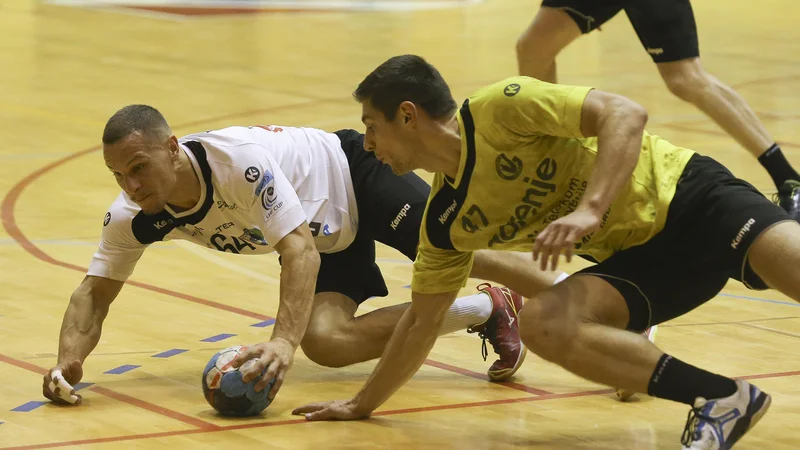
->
xmin=87 ymin=194 xmax=149 ymax=281
xmin=239 ymin=144 xmax=308 ymax=246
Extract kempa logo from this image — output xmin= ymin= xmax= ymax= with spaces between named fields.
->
xmin=438 ymin=200 xmax=458 ymax=225
xmin=391 ymin=203 xmax=411 ymax=230
xmin=154 ymin=219 xmax=174 ymax=230
xmin=731 ymin=218 xmax=756 ymax=249
xmin=647 ymin=47 xmax=664 ymax=55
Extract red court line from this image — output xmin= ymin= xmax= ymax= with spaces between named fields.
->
xmin=0 ymin=352 xmax=218 ymax=431
xmin=423 ymin=359 xmax=553 ymax=395
xmin=0 ymin=353 xmax=48 ymax=376
xmin=739 ymin=370 xmax=800 ymax=381
xmin=0 ymin=389 xmax=610 ymax=450
xmin=90 ymin=386 xmax=220 ymax=430
xmin=6 ymin=368 xmax=800 ymax=450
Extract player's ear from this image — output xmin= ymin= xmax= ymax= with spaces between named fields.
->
xmin=398 ymin=101 xmax=417 ymax=127
xmin=167 ymin=135 xmax=180 ymax=159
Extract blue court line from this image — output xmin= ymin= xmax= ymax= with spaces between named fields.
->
xmin=11 ymin=383 xmax=94 ymax=412
xmin=74 ymin=382 xmax=94 ymax=391
xmin=152 ymin=349 xmax=188 ymax=358
xmin=718 ymin=293 xmax=800 ymax=308
xmin=201 ymin=333 xmax=236 ymax=343
xmin=402 ymin=285 xmax=410 ymax=288
xmin=104 ymin=365 xmax=140 ymax=375
xmin=251 ymin=319 xmax=276 ymax=328
xmin=12 ymin=401 xmax=47 ymax=412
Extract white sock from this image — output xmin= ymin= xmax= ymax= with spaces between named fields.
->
xmin=554 ymin=272 xmax=569 ymax=284
xmin=438 ymin=292 xmax=493 ymax=336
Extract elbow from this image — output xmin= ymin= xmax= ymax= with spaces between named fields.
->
xmin=623 ymin=98 xmax=648 ymax=131
xmin=632 ymin=104 xmax=648 ymax=130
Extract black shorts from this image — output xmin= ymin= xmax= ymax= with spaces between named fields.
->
xmin=541 ymin=0 xmax=699 ymax=63
xmin=576 ymin=154 xmax=792 ymax=332
xmin=312 ymin=129 xmax=431 ymax=305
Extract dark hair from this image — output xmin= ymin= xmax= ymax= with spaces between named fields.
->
xmin=102 ymin=104 xmax=171 ymax=145
xmin=354 ymin=55 xmax=457 ymax=121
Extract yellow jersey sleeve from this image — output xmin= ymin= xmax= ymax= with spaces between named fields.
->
xmin=479 ymin=77 xmax=593 ymax=139
xmin=411 ymin=196 xmax=474 ymax=293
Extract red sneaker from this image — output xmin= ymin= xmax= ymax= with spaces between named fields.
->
xmin=467 ymin=283 xmax=527 ymax=381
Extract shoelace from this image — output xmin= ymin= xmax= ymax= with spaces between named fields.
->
xmin=468 ymin=327 xmax=500 ymax=362
xmin=680 ymin=403 xmax=716 ymax=447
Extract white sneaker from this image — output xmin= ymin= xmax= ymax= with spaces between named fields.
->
xmin=616 ymin=325 xmax=658 ymax=401
xmin=681 ymin=379 xmax=771 ymax=449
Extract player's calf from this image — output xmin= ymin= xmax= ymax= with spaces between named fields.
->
xmin=616 ymin=325 xmax=659 ymax=401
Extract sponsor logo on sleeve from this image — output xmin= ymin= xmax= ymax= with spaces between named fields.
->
xmin=245 ymin=166 xmax=261 ymax=183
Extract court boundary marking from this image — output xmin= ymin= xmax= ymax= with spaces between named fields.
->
xmin=1 ymin=348 xmax=798 ymax=450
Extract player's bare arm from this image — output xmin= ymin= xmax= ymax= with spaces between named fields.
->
xmin=43 ymin=275 xmax=124 ymax=405
xmin=533 ymin=90 xmax=648 ymax=270
xmin=233 ymin=222 xmax=321 ymax=400
xmin=292 ymin=289 xmax=458 ymax=421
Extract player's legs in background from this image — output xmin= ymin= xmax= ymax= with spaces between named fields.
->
xmin=516 ymin=1 xmax=624 ymax=82
xmin=626 ymin=0 xmax=800 ymax=215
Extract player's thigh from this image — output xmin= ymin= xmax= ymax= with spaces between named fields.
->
xmin=576 ymin=245 xmax=729 ymax=332
xmin=625 ymin=0 xmax=699 ymax=63
xmin=304 ymin=292 xmax=358 ymax=341
xmin=537 ymin=0 xmax=624 ymax=35
xmin=523 ymin=272 xmax=630 ymax=327
xmin=682 ymin=155 xmax=795 ymax=291
xmin=315 ymin=227 xmax=390 ymax=305
xmin=748 ymin=221 xmax=800 ymax=291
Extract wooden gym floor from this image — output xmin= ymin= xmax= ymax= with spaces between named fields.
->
xmin=1 ymin=0 xmax=798 ymax=448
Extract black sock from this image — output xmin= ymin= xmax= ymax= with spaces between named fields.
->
xmin=758 ymin=143 xmax=800 ymax=189
xmin=647 ymin=354 xmax=738 ymax=406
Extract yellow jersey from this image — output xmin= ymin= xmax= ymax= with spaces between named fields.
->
xmin=412 ymin=76 xmax=696 ymax=294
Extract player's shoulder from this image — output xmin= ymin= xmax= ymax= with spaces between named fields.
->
xmin=468 ymin=76 xmax=539 ymax=103
xmin=101 ymin=193 xmax=144 ymax=245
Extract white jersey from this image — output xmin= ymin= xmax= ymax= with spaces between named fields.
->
xmin=88 ymin=125 xmax=358 ymax=281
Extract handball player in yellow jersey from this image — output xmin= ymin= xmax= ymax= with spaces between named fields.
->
xmin=293 ymin=55 xmax=800 ymax=450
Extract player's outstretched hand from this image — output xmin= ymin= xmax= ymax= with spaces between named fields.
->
xmin=292 ymin=399 xmax=371 ymax=421
xmin=533 ymin=208 xmax=602 ymax=271
xmin=43 ymin=360 xmax=83 ymax=405
xmin=232 ymin=338 xmax=294 ymax=401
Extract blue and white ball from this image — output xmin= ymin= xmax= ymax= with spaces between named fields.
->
xmin=202 ymin=345 xmax=274 ymax=416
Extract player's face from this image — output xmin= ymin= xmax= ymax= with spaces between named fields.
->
xmin=361 ymin=101 xmax=417 ymax=175
xmin=104 ymin=133 xmax=179 ymax=215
